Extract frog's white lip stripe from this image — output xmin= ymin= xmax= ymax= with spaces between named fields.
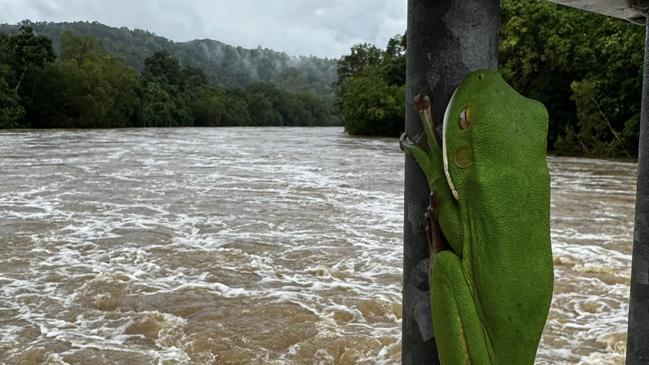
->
xmin=442 ymin=88 xmax=460 ymax=201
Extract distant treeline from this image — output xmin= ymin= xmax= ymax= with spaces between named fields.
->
xmin=337 ymin=0 xmax=644 ymax=158
xmin=0 ymin=27 xmax=341 ymax=129
xmin=0 ymin=21 xmax=338 ymax=97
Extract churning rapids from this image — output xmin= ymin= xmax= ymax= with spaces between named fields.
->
xmin=0 ymin=128 xmax=635 ymax=364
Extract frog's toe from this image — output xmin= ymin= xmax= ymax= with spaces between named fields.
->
xmin=400 ymin=132 xmax=427 ymax=151
xmin=399 ymin=133 xmax=416 ymax=153
xmin=414 ymin=93 xmax=431 ymax=112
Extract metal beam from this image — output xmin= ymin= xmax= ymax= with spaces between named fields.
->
xmin=547 ymin=0 xmax=648 ymax=23
xmin=627 ymin=11 xmax=649 ymax=365
xmin=403 ymin=0 xmax=500 ymax=363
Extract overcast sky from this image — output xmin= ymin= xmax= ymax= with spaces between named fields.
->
xmin=0 ymin=0 xmax=406 ymax=58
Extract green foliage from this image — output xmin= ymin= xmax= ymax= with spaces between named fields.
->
xmin=142 ymin=50 xmax=183 ymax=86
xmin=182 ymin=67 xmax=209 ymax=90
xmin=0 ymin=65 xmax=24 ymax=128
xmin=134 ymin=50 xmax=193 ymax=127
xmin=241 ymin=83 xmax=340 ymax=127
xmin=136 ymin=81 xmax=192 ymax=127
xmin=336 ymin=36 xmax=406 ymax=136
xmin=500 ymin=0 xmax=644 ymax=157
xmin=0 ymin=33 xmax=8 ymax=64
xmin=60 ymin=31 xmax=103 ymax=62
xmin=382 ymin=35 xmax=407 ymax=86
xmin=339 ymin=67 xmax=404 ymax=136
xmin=191 ymin=88 xmax=229 ymax=127
xmin=336 ymin=3 xmax=643 ymax=156
xmin=219 ymin=90 xmax=254 ymax=126
xmin=5 ymin=26 xmax=56 ymax=87
xmin=0 ymin=29 xmax=340 ymax=129
xmin=3 ymin=25 xmax=55 ymax=98
xmin=0 ymin=26 xmax=55 ymax=127
xmin=336 ymin=43 xmax=383 ymax=88
xmin=0 ymin=36 xmax=23 ymax=127
xmin=554 ymin=80 xmax=638 ymax=157
xmin=0 ymin=21 xmax=337 ymax=97
xmin=29 ymin=32 xmax=139 ymax=128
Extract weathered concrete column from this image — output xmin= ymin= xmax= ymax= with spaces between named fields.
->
xmin=627 ymin=8 xmax=649 ymax=365
xmin=403 ymin=1 xmax=500 ymax=363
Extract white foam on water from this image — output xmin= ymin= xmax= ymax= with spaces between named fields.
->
xmin=0 ymin=129 xmax=636 ymax=364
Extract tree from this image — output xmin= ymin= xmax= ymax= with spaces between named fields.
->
xmin=339 ymin=67 xmax=404 ymax=136
xmin=136 ymin=81 xmax=192 ymax=127
xmin=336 ymin=36 xmax=406 ymax=136
xmin=191 ymin=88 xmax=226 ymax=126
xmin=142 ymin=50 xmax=182 ymax=86
xmin=60 ymin=31 xmax=103 ymax=62
xmin=500 ymin=0 xmax=644 ymax=157
xmin=181 ymin=66 xmax=208 ymax=90
xmin=0 ymin=65 xmax=24 ymax=128
xmin=244 ymin=83 xmax=284 ymax=126
xmin=381 ymin=35 xmax=406 ymax=86
xmin=554 ymin=79 xmax=638 ymax=157
xmin=5 ymin=26 xmax=55 ymax=95
xmin=29 ymin=32 xmax=139 ymax=128
xmin=335 ymin=43 xmax=383 ymax=88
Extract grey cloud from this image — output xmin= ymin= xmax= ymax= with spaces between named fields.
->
xmin=0 ymin=0 xmax=406 ymax=58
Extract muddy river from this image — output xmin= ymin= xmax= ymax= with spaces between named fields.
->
xmin=0 ymin=128 xmax=635 ymax=364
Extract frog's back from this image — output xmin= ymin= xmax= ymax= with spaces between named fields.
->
xmin=463 ymin=77 xmax=554 ymax=363
xmin=466 ymin=165 xmax=553 ymax=364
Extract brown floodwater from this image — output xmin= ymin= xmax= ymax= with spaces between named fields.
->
xmin=0 ymin=128 xmax=636 ymax=364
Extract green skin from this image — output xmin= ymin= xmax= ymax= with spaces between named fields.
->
xmin=401 ymin=70 xmax=554 ymax=364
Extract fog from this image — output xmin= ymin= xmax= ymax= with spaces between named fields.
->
xmin=0 ymin=0 xmax=407 ymax=58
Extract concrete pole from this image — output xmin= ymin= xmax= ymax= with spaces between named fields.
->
xmin=403 ymin=1 xmax=500 ymax=363
xmin=627 ymin=11 xmax=649 ymax=365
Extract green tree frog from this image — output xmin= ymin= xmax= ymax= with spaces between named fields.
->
xmin=400 ymin=70 xmax=554 ymax=364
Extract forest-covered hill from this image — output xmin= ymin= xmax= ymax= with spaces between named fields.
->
xmin=0 ymin=26 xmax=341 ymax=129
xmin=0 ymin=21 xmax=337 ymax=96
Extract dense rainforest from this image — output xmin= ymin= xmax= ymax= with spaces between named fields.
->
xmin=336 ymin=0 xmax=645 ymax=158
xmin=0 ymin=26 xmax=341 ymax=129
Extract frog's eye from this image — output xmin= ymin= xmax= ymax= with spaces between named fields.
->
xmin=459 ymin=108 xmax=470 ymax=130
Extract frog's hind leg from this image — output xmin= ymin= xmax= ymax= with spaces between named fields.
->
xmin=430 ymin=251 xmax=494 ymax=365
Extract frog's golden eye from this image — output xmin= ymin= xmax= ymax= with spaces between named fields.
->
xmin=459 ymin=108 xmax=470 ymax=130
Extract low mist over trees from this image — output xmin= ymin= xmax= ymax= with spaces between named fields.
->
xmin=0 ymin=21 xmax=337 ymax=97
xmin=0 ymin=27 xmax=341 ymax=129
xmin=337 ymin=0 xmax=644 ymax=158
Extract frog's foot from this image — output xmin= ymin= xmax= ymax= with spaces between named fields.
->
xmin=426 ymin=191 xmax=448 ymax=257
xmin=399 ymin=132 xmax=426 ymax=154
xmin=400 ymin=133 xmax=436 ymax=181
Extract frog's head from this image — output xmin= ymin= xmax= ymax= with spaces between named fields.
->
xmin=441 ymin=70 xmax=548 ymax=201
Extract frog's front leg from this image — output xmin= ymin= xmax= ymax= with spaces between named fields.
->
xmin=430 ymin=251 xmax=494 ymax=365
xmin=401 ymin=94 xmax=462 ymax=253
